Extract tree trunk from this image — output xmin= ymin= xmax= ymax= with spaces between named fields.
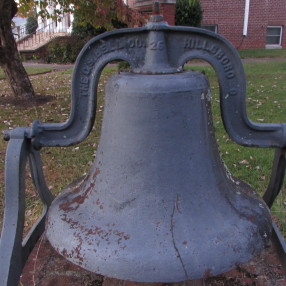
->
xmin=0 ymin=0 xmax=35 ymax=98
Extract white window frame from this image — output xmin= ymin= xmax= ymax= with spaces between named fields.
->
xmin=201 ymin=25 xmax=218 ymax=33
xmin=266 ymin=26 xmax=282 ymax=49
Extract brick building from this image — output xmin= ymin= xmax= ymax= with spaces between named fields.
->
xmin=127 ymin=0 xmax=176 ymax=25
xmin=127 ymin=0 xmax=286 ymax=50
xmin=200 ymin=0 xmax=286 ymax=49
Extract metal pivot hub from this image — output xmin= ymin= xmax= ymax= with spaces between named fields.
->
xmin=2 ymin=8 xmax=286 ymax=286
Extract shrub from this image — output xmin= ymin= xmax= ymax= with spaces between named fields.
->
xmin=71 ymin=9 xmax=127 ymax=40
xmin=117 ymin=61 xmax=131 ymax=71
xmin=175 ymin=0 xmax=203 ymax=27
xmin=25 ymin=17 xmax=38 ymax=34
xmin=46 ymin=37 xmax=85 ymax=63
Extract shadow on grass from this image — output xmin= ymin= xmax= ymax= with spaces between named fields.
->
xmin=0 ymin=94 xmax=55 ymax=108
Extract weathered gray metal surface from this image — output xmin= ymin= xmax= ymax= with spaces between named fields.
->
xmin=44 ymin=18 xmax=276 ymax=282
xmin=46 ymin=69 xmax=272 ymax=281
xmin=1 ymin=13 xmax=286 ymax=286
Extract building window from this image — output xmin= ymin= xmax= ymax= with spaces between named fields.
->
xmin=201 ymin=25 xmax=218 ymax=33
xmin=266 ymin=26 xmax=282 ymax=48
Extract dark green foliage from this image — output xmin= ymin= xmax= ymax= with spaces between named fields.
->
xmin=71 ymin=9 xmax=127 ymax=40
xmin=72 ymin=22 xmax=106 ymax=40
xmin=111 ymin=18 xmax=128 ymax=29
xmin=71 ymin=10 xmax=106 ymax=39
xmin=25 ymin=16 xmax=38 ymax=34
xmin=175 ymin=0 xmax=203 ymax=27
xmin=46 ymin=37 xmax=85 ymax=63
xmin=117 ymin=61 xmax=131 ymax=71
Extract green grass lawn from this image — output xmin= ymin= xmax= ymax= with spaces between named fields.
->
xmin=0 ymin=66 xmax=53 ymax=80
xmin=185 ymin=59 xmax=286 ymax=233
xmin=0 ymin=59 xmax=286 ymax=237
xmin=239 ymin=48 xmax=286 ymax=59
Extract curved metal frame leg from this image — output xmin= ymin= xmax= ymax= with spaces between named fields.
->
xmin=262 ymin=148 xmax=286 ymax=271
xmin=263 ymin=148 xmax=286 ymax=208
xmin=0 ymin=129 xmax=54 ymax=286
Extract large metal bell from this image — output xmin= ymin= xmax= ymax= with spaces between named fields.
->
xmin=46 ymin=51 xmax=272 ymax=282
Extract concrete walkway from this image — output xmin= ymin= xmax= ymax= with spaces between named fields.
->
xmin=23 ymin=62 xmax=74 ymax=71
xmin=22 ymin=57 xmax=286 ymax=72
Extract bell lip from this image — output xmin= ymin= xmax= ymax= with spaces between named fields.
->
xmin=45 ymin=226 xmax=271 ymax=283
xmin=45 ymin=179 xmax=272 ymax=282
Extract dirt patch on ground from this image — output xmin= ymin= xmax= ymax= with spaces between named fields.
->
xmin=0 ymin=94 xmax=55 ymax=108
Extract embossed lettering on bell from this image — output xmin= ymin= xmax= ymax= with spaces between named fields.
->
xmin=46 ymin=20 xmax=272 ymax=283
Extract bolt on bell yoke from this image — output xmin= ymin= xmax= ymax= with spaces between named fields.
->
xmin=44 ymin=12 xmax=273 ymax=283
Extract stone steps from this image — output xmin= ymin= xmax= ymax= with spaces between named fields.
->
xmin=17 ymin=32 xmax=70 ymax=51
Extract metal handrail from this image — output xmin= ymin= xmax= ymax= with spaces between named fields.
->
xmin=17 ymin=14 xmax=71 ymax=51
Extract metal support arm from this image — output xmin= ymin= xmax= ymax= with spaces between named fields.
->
xmin=0 ymin=128 xmax=54 ymax=286
xmin=263 ymin=148 xmax=286 ymax=208
xmin=263 ymin=148 xmax=286 ymax=271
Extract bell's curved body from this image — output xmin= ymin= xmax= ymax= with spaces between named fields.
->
xmin=46 ymin=70 xmax=272 ymax=282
